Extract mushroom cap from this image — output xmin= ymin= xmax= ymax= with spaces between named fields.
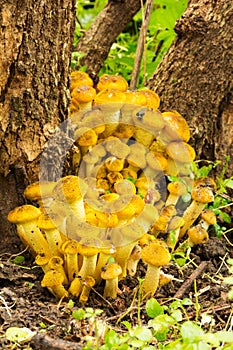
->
xmin=70 ymin=71 xmax=93 ymax=91
xmin=200 ymin=209 xmax=217 ymax=225
xmin=167 ymin=181 xmax=187 ymax=196
xmin=114 ymin=179 xmax=136 ymax=195
xmin=105 ymin=156 xmax=124 ymax=172
xmin=48 ymin=256 xmax=64 ymax=269
xmin=8 ymin=205 xmax=41 ymax=224
xmin=74 ymin=127 xmax=98 ymax=147
xmin=104 ymin=137 xmax=130 ymax=158
xmin=191 ymin=186 xmax=214 ymax=203
xmin=71 ymin=85 xmax=96 ymax=103
xmin=37 ymin=212 xmax=63 ymax=230
xmin=94 ymin=89 xmax=126 ymax=105
xmin=61 ymin=240 xmax=80 ymax=254
xmin=101 ymin=261 xmax=122 ymax=280
xmin=146 ymin=152 xmax=168 ymax=171
xmin=187 ymin=225 xmax=209 ymax=244
xmin=137 ymin=89 xmax=160 ymax=110
xmin=166 ymin=141 xmax=196 ymax=163
xmin=53 ymin=175 xmax=86 ymax=203
xmin=41 ymin=270 xmax=64 ymax=287
xmin=162 ymin=111 xmax=191 ymax=142
xmin=141 ymin=241 xmax=171 ymax=266
xmin=78 ymin=238 xmax=101 ymax=256
xmin=124 ymin=91 xmax=147 ymax=106
xmin=35 ymin=252 xmax=51 ymax=266
xmin=24 ymin=181 xmax=56 ymax=202
xmin=97 ymin=74 xmax=128 ymax=92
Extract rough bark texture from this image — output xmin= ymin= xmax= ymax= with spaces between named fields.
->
xmin=76 ymin=0 xmax=142 ymax=77
xmin=0 ymin=0 xmax=76 ymax=249
xmin=147 ymin=0 xmax=233 ymax=175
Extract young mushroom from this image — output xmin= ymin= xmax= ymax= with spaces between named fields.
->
xmin=79 ymin=276 xmax=96 ymax=304
xmin=179 ymin=177 xmax=216 ymax=238
xmin=187 ymin=224 xmax=209 ymax=246
xmin=41 ymin=270 xmax=68 ymax=300
xmin=52 ymin=175 xmax=87 ymax=221
xmin=141 ymin=241 xmax=171 ymax=298
xmin=101 ymin=258 xmax=122 ymax=299
xmin=71 ymin=85 xmax=96 ymax=112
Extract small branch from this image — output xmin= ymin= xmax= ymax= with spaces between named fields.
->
xmin=174 ymin=261 xmax=208 ymax=299
xmin=130 ymin=0 xmax=154 ymax=90
xmin=31 ymin=333 xmax=82 ymax=350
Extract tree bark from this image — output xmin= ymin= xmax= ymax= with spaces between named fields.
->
xmin=0 ymin=0 xmax=76 ymax=250
xmin=75 ymin=0 xmax=143 ymax=77
xmin=147 ymin=0 xmax=233 ymax=175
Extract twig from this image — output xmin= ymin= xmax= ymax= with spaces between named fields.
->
xmin=31 ymin=333 xmax=82 ymax=350
xmin=129 ymin=0 xmax=154 ymax=90
xmin=174 ymin=261 xmax=208 ymax=299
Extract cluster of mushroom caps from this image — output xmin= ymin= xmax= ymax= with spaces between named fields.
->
xmin=7 ymin=72 xmax=217 ymax=302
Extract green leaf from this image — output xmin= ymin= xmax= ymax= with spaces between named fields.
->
xmin=72 ymin=309 xmax=86 ymax=320
xmin=5 ymin=327 xmax=36 ymax=344
xmin=146 ymin=298 xmax=164 ymax=318
xmin=132 ymin=326 xmax=153 ymax=342
xmin=13 ymin=255 xmax=25 ymax=265
xmin=215 ymin=331 xmax=233 ymax=343
xmin=219 ymin=211 xmax=232 ymax=223
xmin=180 ymin=321 xmax=204 ymax=342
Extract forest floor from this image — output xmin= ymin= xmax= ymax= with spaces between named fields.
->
xmin=1 ymin=229 xmax=233 ymax=350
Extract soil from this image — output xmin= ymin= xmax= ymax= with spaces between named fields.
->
xmin=1 ymin=228 xmax=233 ymax=350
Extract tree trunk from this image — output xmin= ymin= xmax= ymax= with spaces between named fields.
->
xmin=76 ymin=0 xmax=142 ymax=77
xmin=0 ymin=0 xmax=76 ymax=250
xmin=147 ymin=0 xmax=233 ymax=175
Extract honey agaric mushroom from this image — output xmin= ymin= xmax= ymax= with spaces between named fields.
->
xmin=8 ymin=205 xmax=50 ymax=257
xmin=152 ymin=205 xmax=177 ymax=234
xmin=94 ymin=90 xmax=126 ymax=137
xmin=35 ymin=252 xmax=51 ymax=273
xmin=101 ymin=259 xmax=122 ymax=299
xmin=71 ymin=85 xmax=96 ymax=112
xmin=78 ymin=238 xmax=101 ymax=279
xmin=199 ymin=209 xmax=217 ymax=230
xmin=127 ymin=244 xmax=141 ymax=276
xmin=141 ymin=241 xmax=171 ymax=298
xmin=79 ymin=276 xmax=96 ymax=304
xmin=74 ymin=126 xmax=98 ymax=155
xmin=48 ymin=256 xmax=68 ymax=285
xmin=137 ymin=89 xmax=160 ymax=110
xmin=61 ymin=239 xmax=80 ymax=282
xmin=105 ymin=156 xmax=124 ymax=172
xmin=187 ymin=225 xmax=209 ymax=246
xmin=41 ymin=270 xmax=68 ymax=299
xmin=94 ymin=243 xmax=116 ymax=284
xmin=70 ymin=70 xmax=93 ymax=92
xmin=104 ymin=137 xmax=130 ymax=159
xmin=179 ymin=177 xmax=216 ymax=238
xmin=24 ymin=181 xmax=56 ymax=208
xmin=96 ymin=74 xmax=128 ymax=92
xmin=161 ymin=111 xmax=191 ymax=143
xmin=165 ymin=181 xmax=188 ymax=206
xmin=166 ymin=141 xmax=196 ymax=163
xmin=52 ymin=175 xmax=87 ymax=221
xmin=37 ymin=212 xmax=64 ymax=257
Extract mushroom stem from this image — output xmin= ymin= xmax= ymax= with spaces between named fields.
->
xmin=78 ymin=254 xmax=98 ymax=279
xmin=142 ymin=265 xmax=160 ymax=299
xmin=79 ymin=276 xmax=95 ymax=304
xmin=179 ymin=201 xmax=206 ymax=238
xmin=115 ymin=242 xmax=136 ymax=278
xmin=127 ymin=244 xmax=141 ymax=276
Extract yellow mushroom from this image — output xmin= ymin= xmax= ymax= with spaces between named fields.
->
xmin=8 ymin=205 xmax=50 ymax=256
xmin=101 ymin=259 xmax=122 ymax=299
xmin=41 ymin=270 xmax=68 ymax=299
xmin=141 ymin=241 xmax=171 ymax=298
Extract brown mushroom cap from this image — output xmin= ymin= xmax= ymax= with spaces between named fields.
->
xmin=141 ymin=241 xmax=171 ymax=267
xmin=8 ymin=205 xmax=41 ymax=224
xmin=191 ymin=186 xmax=214 ymax=203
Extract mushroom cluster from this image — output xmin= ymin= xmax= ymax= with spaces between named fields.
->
xmin=8 ymin=72 xmax=217 ymax=301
